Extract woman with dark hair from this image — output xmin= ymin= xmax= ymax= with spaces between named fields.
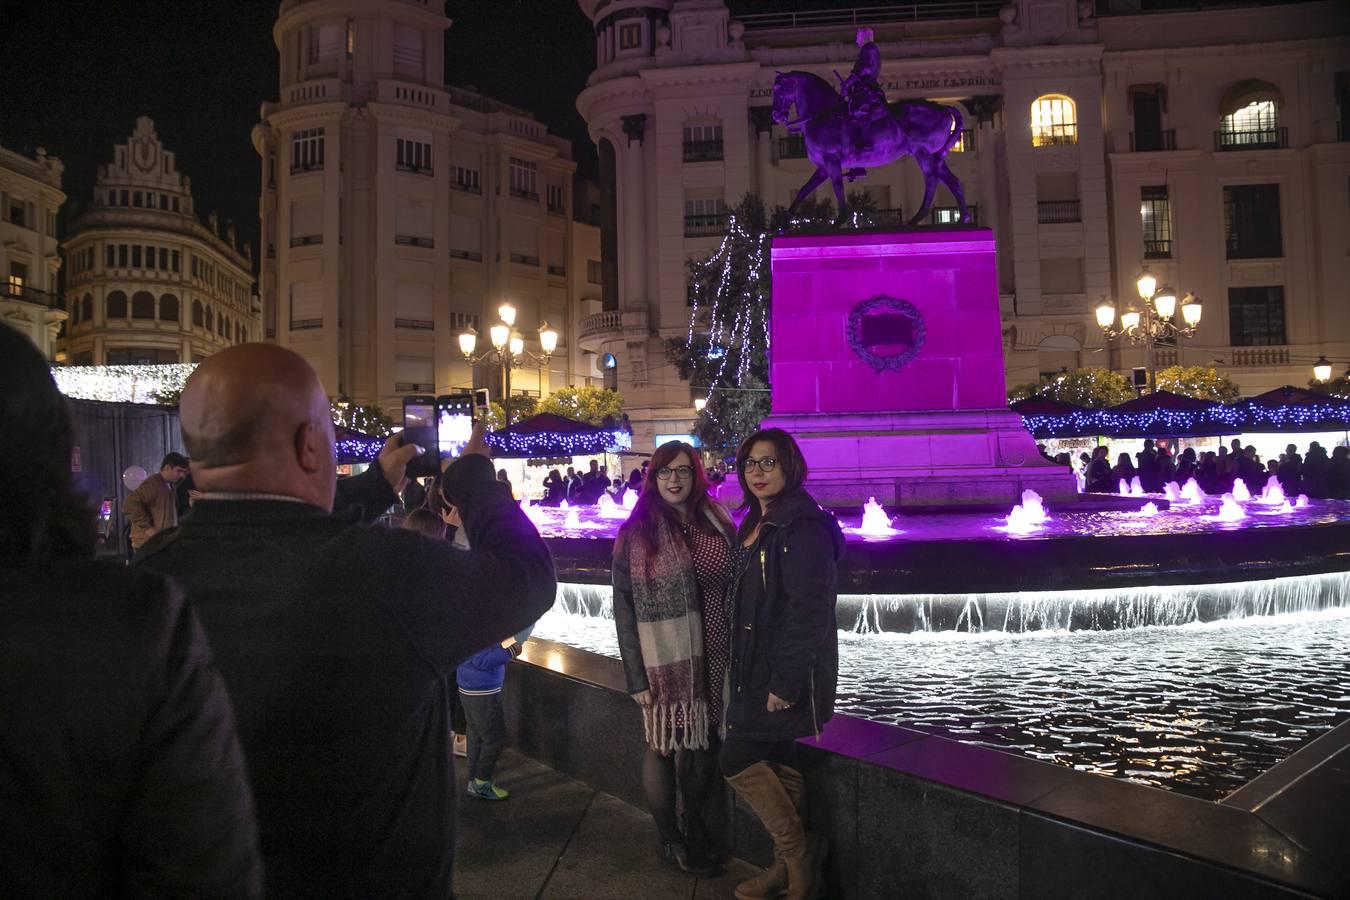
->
xmin=612 ymin=440 xmax=735 ymax=874
xmin=723 ymin=427 xmax=842 ymax=900
xmin=1111 ymin=452 xmax=1137 ymax=488
xmin=0 ymin=324 xmax=262 ymax=896
xmin=1085 ymin=445 xmax=1113 ymax=493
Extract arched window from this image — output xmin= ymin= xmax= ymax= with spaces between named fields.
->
xmin=131 ymin=291 xmax=156 ymax=320
xmin=106 ymin=290 xmax=127 ymax=320
xmin=192 ymin=299 xmax=204 ymax=327
xmin=160 ymin=294 xmax=179 ymax=322
xmin=82 ymin=294 xmax=92 ymax=323
xmin=1218 ymin=80 xmax=1282 ymax=149
xmin=1031 ymin=94 xmax=1077 ymax=147
xmin=205 ymin=305 xmax=214 ymax=332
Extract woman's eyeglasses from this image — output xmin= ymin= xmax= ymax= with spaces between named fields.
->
xmin=741 ymin=457 xmax=778 ymax=473
xmin=656 ymin=465 xmax=695 ymax=480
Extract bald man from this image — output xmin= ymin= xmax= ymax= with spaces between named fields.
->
xmin=133 ymin=345 xmax=556 ymax=898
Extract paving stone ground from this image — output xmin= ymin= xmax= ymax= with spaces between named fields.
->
xmin=454 ymin=750 xmax=761 ymax=900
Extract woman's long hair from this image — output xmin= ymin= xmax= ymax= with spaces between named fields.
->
xmin=735 ymin=427 xmax=808 ymax=536
xmin=0 ymin=324 xmax=96 ymax=565
xmin=616 ymin=441 xmax=731 ymax=558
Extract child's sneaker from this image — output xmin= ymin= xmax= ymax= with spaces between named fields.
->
xmin=452 ymin=732 xmax=467 ymax=758
xmin=467 ymin=778 xmax=509 ymax=801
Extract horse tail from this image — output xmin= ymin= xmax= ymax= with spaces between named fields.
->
xmin=941 ymin=105 xmax=964 ymax=156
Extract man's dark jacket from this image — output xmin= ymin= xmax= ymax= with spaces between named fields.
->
xmin=0 ymin=561 xmax=262 ymax=897
xmin=135 ymin=455 xmax=556 ymax=897
xmin=726 ymin=489 xmax=844 ymax=743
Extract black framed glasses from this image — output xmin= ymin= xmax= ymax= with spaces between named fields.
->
xmin=741 ymin=457 xmax=778 ymax=473
xmin=656 ymin=465 xmax=695 ymax=480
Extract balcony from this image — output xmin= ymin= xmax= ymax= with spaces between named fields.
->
xmin=452 ymin=179 xmax=481 ymax=195
xmin=1129 ymin=130 xmax=1176 ymax=152
xmin=395 ymin=164 xmax=433 ymax=177
xmin=685 ymin=213 xmax=729 ymax=237
xmin=1037 ymin=200 xmax=1081 ymax=224
xmin=547 ymin=203 xmax=565 ymax=216
xmin=1032 ymin=125 xmax=1077 ymax=148
xmin=547 ymin=264 xmax=567 ymax=277
xmin=871 ymin=208 xmax=907 ymax=228
xmin=1143 ymin=239 xmax=1172 ymax=259
xmin=510 ymin=188 xmax=539 ymax=202
xmin=509 ymin=252 xmax=539 ymax=266
xmin=950 ymin=128 xmax=976 ymax=152
xmin=930 ymin=205 xmax=977 ymax=225
xmin=395 ymin=235 xmax=434 ymax=248
xmin=394 ymin=318 xmax=434 ymax=330
xmin=1 ymin=283 xmax=64 ymax=310
xmin=1225 ymin=237 xmax=1282 ymax=260
xmin=778 ymin=135 xmax=807 ymax=159
xmin=1231 ymin=347 xmax=1289 ymax=366
xmin=449 ymin=248 xmax=483 ymax=262
xmin=289 ymin=235 xmax=323 ymax=247
xmin=683 ymin=140 xmax=724 ymax=163
xmin=1215 ymin=127 xmax=1288 ymax=151
xmin=578 ymin=309 xmax=622 ymax=353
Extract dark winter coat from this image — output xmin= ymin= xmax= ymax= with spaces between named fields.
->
xmin=134 ymin=456 xmax=556 ymax=898
xmin=726 ymin=489 xmax=844 ymax=743
xmin=0 ymin=561 xmax=261 ymax=897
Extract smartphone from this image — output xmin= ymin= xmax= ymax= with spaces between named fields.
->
xmin=472 ymin=388 xmax=490 ymax=416
xmin=402 ymin=395 xmax=439 ymax=478
xmin=436 ymin=393 xmax=475 ymax=460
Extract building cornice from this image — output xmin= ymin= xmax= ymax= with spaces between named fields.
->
xmin=638 ymin=61 xmax=762 ymax=88
xmin=577 ymin=77 xmax=652 ymax=123
xmin=990 ymin=43 xmax=1104 ymax=71
xmin=365 ymin=101 xmax=460 ymax=133
xmin=274 ymin=0 xmax=447 ymax=49
xmin=1102 ymin=35 xmax=1350 ymax=64
xmin=64 ymin=215 xmax=252 ymax=272
xmin=266 ymin=102 xmax=350 ymax=130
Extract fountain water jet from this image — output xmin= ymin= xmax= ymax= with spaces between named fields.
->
xmin=1163 ymin=482 xmax=1182 ymax=503
xmin=1181 ymin=478 xmax=1207 ymax=504
xmin=1216 ymin=493 xmax=1247 ymax=521
xmin=858 ymin=497 xmax=901 ymax=537
xmin=596 ymin=493 xmax=628 ymax=520
xmin=1130 ymin=476 xmax=1144 ymax=496
xmin=1259 ymin=476 xmax=1287 ymax=506
xmin=1232 ymin=479 xmax=1252 ymax=502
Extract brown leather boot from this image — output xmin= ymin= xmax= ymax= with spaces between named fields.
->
xmin=726 ymin=763 xmax=823 ymax=900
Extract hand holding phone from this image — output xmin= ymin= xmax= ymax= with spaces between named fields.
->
xmin=402 ymin=396 xmax=439 ymax=479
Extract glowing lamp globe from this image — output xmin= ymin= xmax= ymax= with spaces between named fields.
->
xmin=1121 ymin=309 xmax=1142 ymax=332
xmin=1181 ymin=295 xmax=1203 ymax=327
xmin=694 ymin=397 xmax=707 ymax=412
xmin=489 ymin=322 xmax=510 ymax=350
xmin=1152 ymin=286 xmax=1177 ymax=320
xmin=458 ymin=329 xmax=478 ymax=357
xmin=509 ymin=334 xmax=525 ymax=357
xmin=538 ymin=323 xmax=558 ymax=355
xmin=1095 ymin=300 xmax=1116 ymax=329
xmin=1135 ymin=268 xmax=1157 ymax=301
xmin=498 ymin=303 xmax=517 ymax=327
xmin=1313 ymin=356 xmax=1333 ymax=383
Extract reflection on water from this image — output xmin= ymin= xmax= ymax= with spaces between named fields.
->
xmin=530 ymin=603 xmax=1350 ymax=801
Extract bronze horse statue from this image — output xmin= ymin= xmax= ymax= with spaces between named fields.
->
xmin=772 ymin=70 xmax=971 ymax=226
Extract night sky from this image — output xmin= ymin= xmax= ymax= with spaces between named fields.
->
xmin=0 ymin=0 xmax=597 ymax=263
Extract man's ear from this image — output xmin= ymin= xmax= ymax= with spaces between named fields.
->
xmin=295 ymin=420 xmax=323 ymax=474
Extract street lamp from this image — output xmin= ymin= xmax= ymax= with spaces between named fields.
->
xmin=1313 ymin=356 xmax=1333 ymax=383
xmin=459 ymin=305 xmax=560 ymax=424
xmin=693 ymin=397 xmax=707 ymax=412
xmin=1096 ymin=267 xmax=1202 ymax=393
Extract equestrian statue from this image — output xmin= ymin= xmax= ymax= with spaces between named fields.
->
xmin=772 ymin=28 xmax=971 ymax=226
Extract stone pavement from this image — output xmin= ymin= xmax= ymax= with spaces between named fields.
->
xmin=454 ymin=749 xmax=760 ymax=900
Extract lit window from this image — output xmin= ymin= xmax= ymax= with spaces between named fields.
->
xmin=618 ymin=23 xmax=642 ymax=50
xmin=1219 ymin=100 xmax=1278 ymax=147
xmin=1031 ymin=95 xmax=1077 ymax=147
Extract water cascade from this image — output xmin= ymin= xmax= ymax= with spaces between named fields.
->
xmin=562 ymin=501 xmax=581 ymax=530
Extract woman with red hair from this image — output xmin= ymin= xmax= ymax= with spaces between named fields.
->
xmin=612 ymin=440 xmax=735 ymax=875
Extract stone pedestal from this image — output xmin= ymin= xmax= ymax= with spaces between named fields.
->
xmin=762 ymin=228 xmax=1076 ymax=507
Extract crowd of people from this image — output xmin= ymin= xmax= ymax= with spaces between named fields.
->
xmin=0 ymin=322 xmax=843 ymax=900
xmin=1068 ymin=437 xmax=1350 ymax=499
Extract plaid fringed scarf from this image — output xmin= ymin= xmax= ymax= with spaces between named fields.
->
xmin=628 ymin=518 xmax=709 ymax=753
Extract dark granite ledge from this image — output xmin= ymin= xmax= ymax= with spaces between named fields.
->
xmin=509 ymin=639 xmax=1350 ymax=898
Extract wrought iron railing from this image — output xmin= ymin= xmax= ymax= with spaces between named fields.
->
xmin=1144 ymin=239 xmax=1172 ymax=259
xmin=1037 ymin=200 xmax=1081 ymax=224
xmin=510 ymin=253 xmax=539 ymax=266
xmin=289 ymin=235 xmax=322 ymax=247
xmin=1129 ymin=129 xmax=1176 ymax=152
xmin=1032 ymin=125 xmax=1077 ymax=147
xmin=738 ymin=1 xmax=1002 ymax=29
xmin=394 ymin=235 xmax=434 ymax=248
xmin=1225 ymin=237 xmax=1282 ymax=260
xmin=0 ymin=283 xmax=64 ymax=310
xmin=510 ymin=188 xmax=539 ymax=201
xmin=684 ymin=214 xmax=729 ymax=237
xmin=1231 ymin=347 xmax=1289 ymax=366
xmin=778 ymin=135 xmax=807 ymax=159
xmin=1214 ymin=127 xmax=1287 ymax=151
xmin=683 ymin=140 xmax=725 ymax=163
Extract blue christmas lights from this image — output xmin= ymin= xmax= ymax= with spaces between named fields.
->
xmin=1021 ymin=397 xmax=1350 ymax=438
xmin=485 ymin=429 xmax=632 ymax=458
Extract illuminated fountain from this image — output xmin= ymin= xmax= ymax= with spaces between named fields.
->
xmin=1118 ymin=478 xmax=1130 ymax=496
xmin=1130 ymin=475 xmax=1144 ymax=496
xmin=1216 ymin=493 xmax=1247 ymax=521
xmin=1136 ymin=501 xmax=1160 ymax=517
xmin=1297 ymin=494 xmax=1311 ymax=508
xmin=1181 ymin=478 xmax=1207 ymax=504
xmin=562 ymin=502 xmax=581 ymax=530
xmin=596 ymin=493 xmax=628 ymax=520
xmin=623 ymin=490 xmax=637 ymax=511
xmin=1259 ymin=475 xmax=1287 ymax=506
xmin=519 ymin=499 xmax=548 ymax=529
xmin=1232 ymin=478 xmax=1252 ymax=502
xmin=853 ymin=497 xmax=901 ymax=538
xmin=1163 ymin=482 xmax=1182 ymax=503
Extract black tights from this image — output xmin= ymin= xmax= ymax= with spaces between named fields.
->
xmin=642 ymin=741 xmax=720 ymax=845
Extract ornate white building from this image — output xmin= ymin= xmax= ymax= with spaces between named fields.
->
xmin=0 ymin=143 xmax=66 ymax=359
xmin=59 ymin=118 xmax=259 ymax=366
xmin=254 ymin=0 xmax=590 ymax=410
xmin=575 ymin=0 xmax=1350 ymax=450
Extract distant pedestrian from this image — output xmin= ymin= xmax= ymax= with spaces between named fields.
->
xmin=124 ymin=451 xmax=189 ymax=551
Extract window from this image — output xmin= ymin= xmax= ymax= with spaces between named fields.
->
xmin=394 ymin=356 xmax=434 ymax=393
xmin=107 ymin=291 xmax=128 ymax=319
xmin=395 ymin=196 xmax=433 ymax=247
xmin=450 ymin=213 xmax=482 ymax=260
xmin=509 ymin=157 xmax=538 ymax=199
xmin=160 ymin=294 xmax=179 ymax=321
xmin=106 ymin=347 xmax=180 ymax=365
xmin=618 ymin=23 xmax=642 ymax=49
xmin=449 ymin=312 xmax=480 ymax=335
xmin=290 ymin=281 xmax=322 ymax=330
xmin=684 ymin=198 xmax=729 ymax=237
xmin=106 ymin=245 xmax=115 ymax=268
xmin=453 ymin=165 xmax=481 ymax=193
xmin=1218 ymin=99 xmax=1282 ymax=150
xmin=395 ymin=281 xmax=434 ymax=329
xmin=82 ymin=294 xmax=92 ymax=322
xmin=205 ymin=306 xmax=214 ymax=332
xmin=131 ymin=246 xmax=142 ymax=269
xmin=392 ymin=23 xmax=424 ymax=75
xmin=290 ymin=196 xmax=323 ymax=246
xmin=172 ymin=196 xmax=180 ymax=212
xmin=236 ymin=322 xmax=245 ymax=343
xmin=133 ymin=191 xmax=143 ymax=208
xmin=547 ymin=184 xmax=565 ymax=214
xmin=8 ymin=197 xmax=25 ymax=227
xmin=131 ymin=291 xmax=156 ymax=320
xmin=6 ymin=261 xmax=27 ymax=297
xmin=45 ymin=209 xmax=56 ymax=237
xmin=171 ymin=250 xmax=180 ymax=272
xmin=683 ymin=124 xmax=724 ymax=162
xmin=1140 ymin=186 xmax=1172 ymax=258
xmin=1031 ymin=95 xmax=1077 ymax=147
xmin=587 ymin=259 xmax=602 ymax=284
xmin=193 ymin=299 xmax=204 ymax=326
xmin=345 ymin=19 xmax=354 ymax=59
xmin=118 ymin=244 xmax=129 ymax=268
xmin=1223 ymin=184 xmax=1282 ymax=259
xmin=291 ymin=128 xmax=325 ymax=172
xmin=396 ymin=137 xmax=433 ymax=174
xmin=1229 ymin=286 xmax=1286 ymax=346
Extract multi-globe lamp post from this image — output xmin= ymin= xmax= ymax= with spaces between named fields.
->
xmin=458 ymin=302 xmax=558 ymax=424
xmin=1096 ymin=267 xmax=1202 ymax=393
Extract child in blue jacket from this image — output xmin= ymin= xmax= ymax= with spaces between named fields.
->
xmin=458 ymin=636 xmax=523 ymax=800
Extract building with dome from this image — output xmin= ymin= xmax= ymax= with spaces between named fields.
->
xmin=253 ymin=0 xmax=595 ymax=410
xmin=58 ymin=117 xmax=259 ymax=366
xmin=575 ymin=0 xmax=1350 ymax=450
xmin=0 ymin=143 xmax=66 ymax=359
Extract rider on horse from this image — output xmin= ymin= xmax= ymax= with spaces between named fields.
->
xmin=840 ymin=28 xmax=888 ymax=156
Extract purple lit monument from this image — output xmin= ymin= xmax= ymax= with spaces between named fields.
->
xmin=763 ymin=228 xmax=1077 ymax=507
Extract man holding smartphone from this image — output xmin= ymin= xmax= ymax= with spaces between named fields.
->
xmin=133 ymin=344 xmax=556 ymax=898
